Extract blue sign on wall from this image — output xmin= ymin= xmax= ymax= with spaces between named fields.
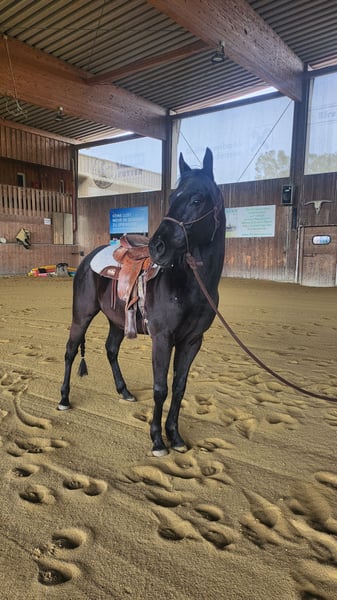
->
xmin=109 ymin=206 xmax=148 ymax=241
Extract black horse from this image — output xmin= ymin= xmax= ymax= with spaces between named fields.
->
xmin=59 ymin=148 xmax=225 ymax=456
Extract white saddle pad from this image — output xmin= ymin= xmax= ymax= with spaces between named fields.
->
xmin=90 ymin=245 xmax=120 ymax=275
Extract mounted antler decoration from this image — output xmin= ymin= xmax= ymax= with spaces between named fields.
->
xmin=304 ymin=199 xmax=333 ymax=215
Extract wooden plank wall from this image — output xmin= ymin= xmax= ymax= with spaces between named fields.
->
xmin=220 ymin=178 xmax=297 ymax=282
xmin=300 ymin=172 xmax=337 ymax=226
xmin=0 ymin=214 xmax=79 ymax=275
xmin=0 ymin=123 xmax=78 ymax=274
xmin=0 ymin=122 xmax=72 ymax=169
xmin=77 ymin=190 xmax=164 ymax=256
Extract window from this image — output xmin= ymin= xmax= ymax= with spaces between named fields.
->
xmin=176 ymin=96 xmax=294 ymax=184
xmin=78 ymin=137 xmax=162 ymax=197
xmin=17 ymin=172 xmax=25 ymax=187
xmin=305 ymin=73 xmax=337 ymax=175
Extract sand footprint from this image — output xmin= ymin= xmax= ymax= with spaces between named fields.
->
xmin=63 ymin=474 xmax=107 ymax=497
xmin=293 ymin=559 xmax=337 ymax=600
xmin=290 ymin=519 xmax=337 ymax=564
xmin=315 ymin=471 xmax=337 ymax=491
xmin=145 ymin=488 xmax=192 ymax=508
xmin=199 ymin=522 xmax=239 ymax=550
xmin=19 ymin=483 xmax=56 ymax=505
xmin=286 ymin=481 xmax=337 ymax=535
xmin=32 ymin=527 xmax=87 ymax=586
xmin=132 ymin=409 xmax=152 ymax=424
xmin=13 ymin=344 xmax=42 ymax=358
xmin=240 ymin=490 xmax=295 ymax=547
xmin=127 ymin=465 xmax=173 ymax=491
xmin=196 ymin=437 xmax=234 ymax=453
xmin=152 ymin=506 xmax=200 ymax=541
xmin=194 ymin=503 xmax=224 ymax=522
xmin=220 ymin=407 xmax=259 ymax=440
xmin=34 ymin=554 xmax=81 ymax=586
xmin=13 ymin=397 xmax=51 ymax=430
xmin=11 ymin=463 xmax=39 ymax=478
xmin=265 ymin=411 xmax=299 ymax=431
xmin=193 ymin=394 xmax=215 ymax=416
xmin=154 ymin=452 xmax=201 ymax=480
xmin=198 ymin=458 xmax=234 ymax=486
xmin=6 ymin=436 xmax=68 ymax=457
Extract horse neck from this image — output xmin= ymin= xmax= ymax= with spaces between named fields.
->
xmin=196 ymin=212 xmax=225 ymax=282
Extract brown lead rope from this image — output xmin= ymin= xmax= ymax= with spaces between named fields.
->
xmin=186 ymin=253 xmax=337 ymax=404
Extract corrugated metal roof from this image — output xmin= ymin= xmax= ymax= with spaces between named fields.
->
xmin=0 ymin=0 xmax=337 ymax=142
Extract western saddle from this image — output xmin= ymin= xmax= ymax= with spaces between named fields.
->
xmin=99 ymin=234 xmax=159 ymax=338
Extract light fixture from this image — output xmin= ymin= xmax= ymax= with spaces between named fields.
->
xmin=211 ymin=41 xmax=225 ymax=64
xmin=55 ymin=106 xmax=64 ymax=122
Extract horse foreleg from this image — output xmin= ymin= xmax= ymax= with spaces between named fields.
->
xmin=166 ymin=336 xmax=203 ymax=452
xmin=150 ymin=337 xmax=172 ymax=457
xmin=105 ymin=321 xmax=135 ymax=401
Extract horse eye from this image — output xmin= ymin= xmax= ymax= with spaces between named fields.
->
xmin=191 ymin=195 xmax=202 ymax=205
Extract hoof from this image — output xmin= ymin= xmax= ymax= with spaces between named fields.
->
xmin=122 ymin=395 xmax=137 ymax=403
xmin=119 ymin=391 xmax=137 ymax=402
xmin=172 ymin=444 xmax=188 ymax=453
xmin=152 ymin=447 xmax=169 ymax=457
xmin=57 ymin=403 xmax=71 ymax=411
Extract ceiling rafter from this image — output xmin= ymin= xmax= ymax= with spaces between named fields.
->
xmin=0 ymin=34 xmax=167 ymax=140
xmin=87 ymin=40 xmax=208 ymax=85
xmin=147 ymin=0 xmax=304 ymax=101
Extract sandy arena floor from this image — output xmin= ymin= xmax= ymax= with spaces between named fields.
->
xmin=1 ymin=275 xmax=337 ymax=599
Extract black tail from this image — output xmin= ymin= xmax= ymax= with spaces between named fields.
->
xmin=78 ymin=339 xmax=88 ymax=377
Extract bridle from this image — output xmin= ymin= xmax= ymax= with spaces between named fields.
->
xmin=163 ymin=205 xmax=220 ymax=255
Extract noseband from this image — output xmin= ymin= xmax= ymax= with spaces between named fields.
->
xmin=163 ymin=205 xmax=219 ymax=255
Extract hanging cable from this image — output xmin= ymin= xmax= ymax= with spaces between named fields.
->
xmin=85 ymin=1 xmax=106 ymax=73
xmin=236 ymin=99 xmax=292 ymax=182
xmin=3 ymin=34 xmax=27 ymax=117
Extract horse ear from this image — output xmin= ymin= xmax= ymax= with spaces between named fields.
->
xmin=179 ymin=153 xmax=192 ymax=176
xmin=203 ymin=148 xmax=214 ymax=181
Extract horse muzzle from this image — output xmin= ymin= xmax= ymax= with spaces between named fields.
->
xmin=149 ymin=237 xmax=171 ymax=266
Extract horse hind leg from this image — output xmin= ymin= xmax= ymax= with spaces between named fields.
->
xmin=59 ymin=318 xmax=94 ymax=410
xmin=105 ymin=321 xmax=136 ymax=402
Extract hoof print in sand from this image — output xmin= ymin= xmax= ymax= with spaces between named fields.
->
xmin=63 ymin=475 xmax=107 ymax=497
xmin=19 ymin=484 xmax=55 ymax=505
xmin=33 ymin=528 xmax=85 ymax=586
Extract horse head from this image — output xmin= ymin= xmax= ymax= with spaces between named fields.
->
xmin=149 ymin=148 xmax=224 ymax=267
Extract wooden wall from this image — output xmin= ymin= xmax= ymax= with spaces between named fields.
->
xmin=221 ymin=178 xmax=297 ymax=282
xmin=77 ymin=171 xmax=337 ymax=284
xmin=1 ymin=120 xmax=337 ymax=282
xmin=0 ymin=122 xmax=78 ymax=275
xmin=0 ymin=121 xmax=73 ymax=169
xmin=0 ymin=157 xmax=73 ymax=193
xmin=300 ymin=172 xmax=337 ymax=226
xmin=77 ymin=190 xmax=164 ymax=256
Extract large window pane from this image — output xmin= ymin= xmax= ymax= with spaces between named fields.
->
xmin=78 ymin=137 xmax=162 ymax=197
xmin=305 ymin=73 xmax=337 ymax=175
xmin=176 ymin=96 xmax=294 ymax=184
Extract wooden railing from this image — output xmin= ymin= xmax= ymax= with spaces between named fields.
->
xmin=0 ymin=184 xmax=72 ymax=216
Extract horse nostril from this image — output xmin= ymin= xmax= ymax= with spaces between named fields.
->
xmin=155 ymin=240 xmax=165 ymax=256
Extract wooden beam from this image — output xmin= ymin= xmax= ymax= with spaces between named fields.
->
xmin=0 ymin=116 xmax=79 ymax=145
xmin=87 ymin=40 xmax=208 ymax=85
xmin=147 ymin=0 xmax=304 ymax=101
xmin=0 ymin=35 xmax=167 ymax=140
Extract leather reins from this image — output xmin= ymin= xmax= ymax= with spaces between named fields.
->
xmin=164 ymin=207 xmax=337 ymax=402
xmin=186 ymin=252 xmax=337 ymax=404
